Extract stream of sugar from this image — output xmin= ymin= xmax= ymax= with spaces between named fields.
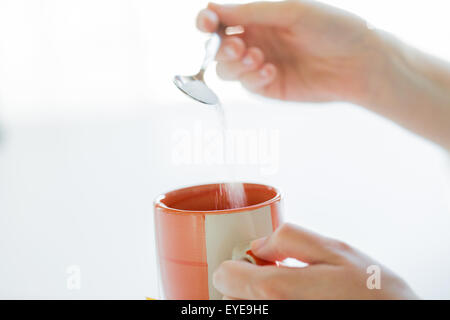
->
xmin=174 ymin=74 xmax=247 ymax=209
xmin=214 ymin=103 xmax=247 ymax=210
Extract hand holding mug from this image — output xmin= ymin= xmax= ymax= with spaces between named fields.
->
xmin=214 ymin=223 xmax=419 ymax=300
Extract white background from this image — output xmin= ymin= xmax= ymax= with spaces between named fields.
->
xmin=0 ymin=0 xmax=449 ymax=299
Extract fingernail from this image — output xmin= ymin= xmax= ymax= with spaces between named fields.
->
xmin=251 ymin=237 xmax=267 ymax=253
xmin=224 ymin=46 xmax=237 ymax=58
xmin=242 ymin=54 xmax=253 ymax=66
xmin=209 ymin=2 xmax=236 ymax=9
xmin=203 ymin=9 xmax=218 ymax=23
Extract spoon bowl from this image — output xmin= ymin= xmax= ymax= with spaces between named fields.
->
xmin=173 ymin=74 xmax=219 ymax=105
xmin=173 ymin=32 xmax=222 ymax=105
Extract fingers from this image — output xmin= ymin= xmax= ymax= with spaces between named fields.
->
xmin=213 ymin=261 xmax=263 ymax=299
xmin=240 ymin=63 xmax=277 ymax=93
xmin=216 ymin=37 xmax=246 ymax=62
xmin=197 ymin=2 xmax=300 ymax=32
xmin=216 ymin=47 xmax=264 ymax=80
xmin=214 ymin=37 xmax=276 ymax=91
xmin=207 ymin=2 xmax=300 ymax=27
xmin=251 ymin=223 xmax=352 ymax=265
xmin=196 ymin=5 xmax=281 ymax=93
xmin=212 ymin=260 xmax=282 ymax=299
xmin=196 ymin=8 xmax=219 ymax=33
xmin=213 ymin=260 xmax=326 ymax=300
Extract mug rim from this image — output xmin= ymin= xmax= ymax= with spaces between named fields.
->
xmin=154 ymin=182 xmax=281 ymax=215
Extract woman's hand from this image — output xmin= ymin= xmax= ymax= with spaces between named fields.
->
xmin=213 ymin=223 xmax=418 ymax=300
xmin=197 ymin=1 xmax=379 ymax=103
xmin=197 ymin=1 xmax=450 ymax=150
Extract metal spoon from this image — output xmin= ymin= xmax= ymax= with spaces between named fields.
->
xmin=173 ymin=32 xmax=222 ymax=105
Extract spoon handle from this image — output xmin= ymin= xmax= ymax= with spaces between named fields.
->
xmin=199 ymin=25 xmax=226 ymax=75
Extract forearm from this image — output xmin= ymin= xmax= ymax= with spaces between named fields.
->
xmin=360 ymin=29 xmax=450 ymax=150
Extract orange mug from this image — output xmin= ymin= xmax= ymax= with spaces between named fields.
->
xmin=154 ymin=183 xmax=282 ymax=300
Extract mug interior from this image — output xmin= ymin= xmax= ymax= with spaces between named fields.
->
xmin=156 ymin=183 xmax=279 ymax=212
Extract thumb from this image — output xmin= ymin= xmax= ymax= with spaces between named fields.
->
xmin=208 ymin=1 xmax=300 ymax=27
xmin=250 ymin=223 xmax=348 ymax=265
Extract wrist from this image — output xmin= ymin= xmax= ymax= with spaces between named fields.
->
xmin=351 ymin=26 xmax=420 ymax=111
xmin=351 ymin=28 xmax=398 ymax=107
xmin=351 ymin=29 xmax=450 ymax=150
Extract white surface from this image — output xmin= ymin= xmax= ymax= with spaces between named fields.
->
xmin=0 ymin=0 xmax=449 ymax=299
xmin=1 ymin=102 xmax=449 ymax=299
xmin=205 ymin=206 xmax=273 ymax=299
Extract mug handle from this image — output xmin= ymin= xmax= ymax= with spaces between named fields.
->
xmin=232 ymin=242 xmax=276 ymax=266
